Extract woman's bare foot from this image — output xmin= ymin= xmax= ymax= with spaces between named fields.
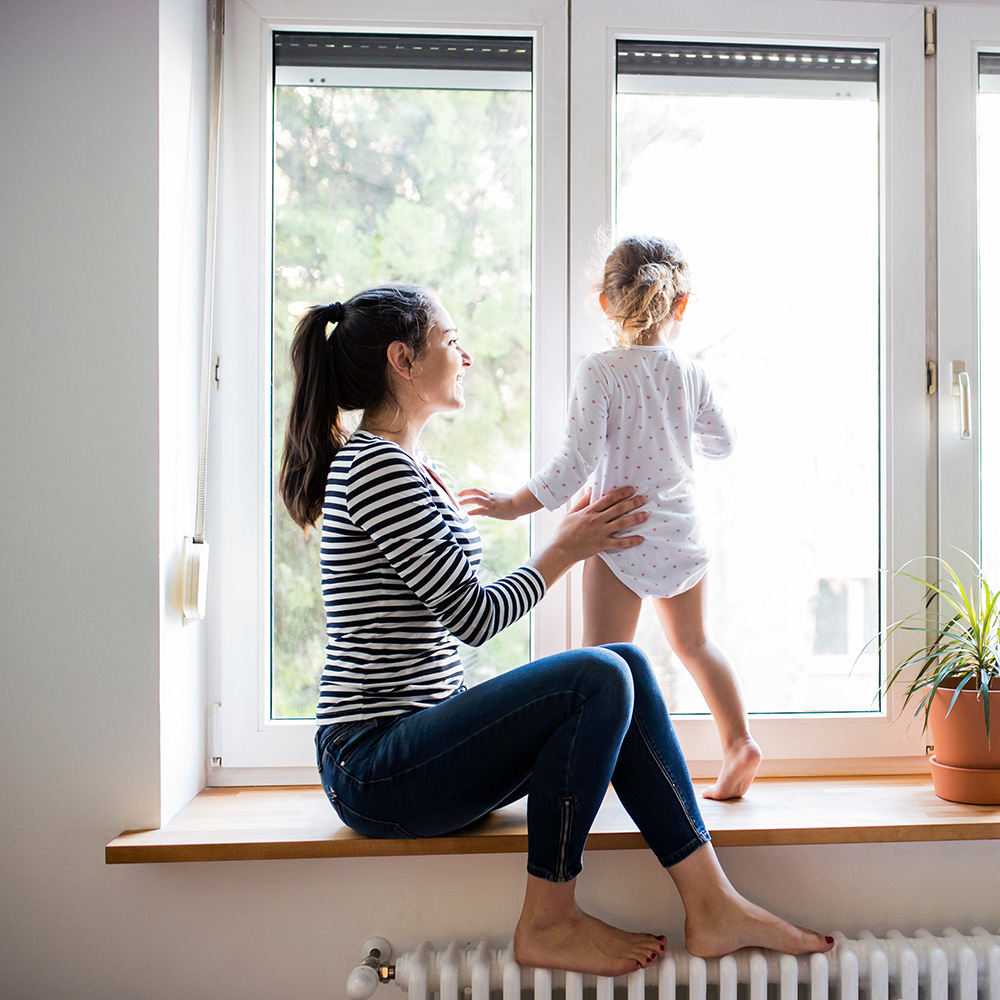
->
xmin=669 ymin=843 xmax=833 ymax=958
xmin=514 ymin=875 xmax=666 ymax=976
xmin=683 ymin=887 xmax=834 ymax=957
xmin=703 ymin=737 xmax=761 ymax=800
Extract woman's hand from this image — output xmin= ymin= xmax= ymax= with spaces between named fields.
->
xmin=555 ymin=486 xmax=647 ymax=561
xmin=529 ymin=486 xmax=647 ymax=589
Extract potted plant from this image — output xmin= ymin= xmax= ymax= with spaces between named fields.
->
xmin=877 ymin=554 xmax=1000 ymax=805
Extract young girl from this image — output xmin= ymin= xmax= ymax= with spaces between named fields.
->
xmin=460 ymin=236 xmax=760 ymax=800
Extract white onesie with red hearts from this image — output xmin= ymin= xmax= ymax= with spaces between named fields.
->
xmin=526 ymin=344 xmax=735 ymax=599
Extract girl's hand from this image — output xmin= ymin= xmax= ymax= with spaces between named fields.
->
xmin=458 ymin=487 xmax=519 ymax=520
xmin=459 ymin=485 xmax=543 ymax=521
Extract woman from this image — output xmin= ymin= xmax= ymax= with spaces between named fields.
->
xmin=279 ymin=283 xmax=833 ymax=978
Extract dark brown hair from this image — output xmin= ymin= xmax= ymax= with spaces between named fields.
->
xmin=279 ymin=283 xmax=435 ymax=529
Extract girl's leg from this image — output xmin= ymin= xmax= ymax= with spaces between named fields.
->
xmin=652 ymin=578 xmax=761 ymax=799
xmin=606 ymin=644 xmax=832 ymax=957
xmin=319 ymin=647 xmax=664 ymax=976
xmin=582 ymin=555 xmax=643 ymax=645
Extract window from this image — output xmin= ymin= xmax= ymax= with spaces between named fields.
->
xmin=213 ymin=0 xmax=567 ymax=773
xmin=214 ymin=0 xmax=954 ymax=779
xmin=270 ymin=32 xmax=534 ymax=718
xmin=566 ymin=0 xmax=926 ymax=768
xmin=981 ymin=54 xmax=1000 ymax=574
xmin=614 ymin=39 xmax=881 ymax=715
xmin=938 ymin=5 xmax=1000 ymax=584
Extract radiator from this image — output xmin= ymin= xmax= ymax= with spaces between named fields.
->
xmin=348 ymin=930 xmax=1000 ymax=1000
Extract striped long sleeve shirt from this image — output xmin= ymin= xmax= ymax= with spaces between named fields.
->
xmin=317 ymin=431 xmax=546 ymax=724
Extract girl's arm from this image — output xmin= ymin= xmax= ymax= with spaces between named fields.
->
xmin=458 ymin=484 xmax=542 ymax=520
xmin=527 ymin=356 xmax=611 ymax=509
xmin=462 ymin=356 xmax=611 ymax=520
xmin=693 ymin=370 xmax=736 ymax=459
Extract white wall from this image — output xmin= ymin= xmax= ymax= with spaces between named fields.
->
xmin=159 ymin=0 xmax=212 ymax=822
xmin=1 ymin=2 xmax=999 ymax=998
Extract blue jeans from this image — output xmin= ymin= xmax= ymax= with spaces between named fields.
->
xmin=316 ymin=643 xmax=709 ymax=882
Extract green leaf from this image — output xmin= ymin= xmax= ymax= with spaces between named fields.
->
xmin=872 ymin=553 xmax=1000 ymax=738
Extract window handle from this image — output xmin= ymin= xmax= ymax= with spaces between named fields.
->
xmin=958 ymin=371 xmax=972 ymax=439
xmin=951 ymin=362 xmax=973 ymax=440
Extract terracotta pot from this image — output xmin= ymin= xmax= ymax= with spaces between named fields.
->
xmin=927 ymin=680 xmax=1000 ymax=805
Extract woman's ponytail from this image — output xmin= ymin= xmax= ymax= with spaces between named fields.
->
xmin=279 ymin=303 xmax=347 ymax=530
xmin=279 ymin=284 xmax=435 ymax=530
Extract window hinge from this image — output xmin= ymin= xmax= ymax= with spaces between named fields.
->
xmin=212 ymin=0 xmax=225 ymax=36
xmin=213 ymin=355 xmax=221 ymax=389
xmin=210 ymin=702 xmax=223 ymax=766
xmin=925 ymin=7 xmax=936 ymax=57
xmin=927 ymin=359 xmax=937 ymax=395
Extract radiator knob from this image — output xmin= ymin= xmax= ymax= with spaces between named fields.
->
xmin=347 ymin=939 xmax=393 ymax=1000
xmin=347 ymin=964 xmax=379 ymax=1000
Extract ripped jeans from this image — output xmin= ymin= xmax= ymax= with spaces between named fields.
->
xmin=315 ymin=643 xmax=709 ymax=882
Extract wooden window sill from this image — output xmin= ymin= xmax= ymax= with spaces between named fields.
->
xmin=105 ymin=774 xmax=1000 ymax=864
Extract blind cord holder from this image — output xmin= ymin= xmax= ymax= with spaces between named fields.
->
xmin=183 ymin=0 xmax=224 ymax=622
xmin=182 ymin=537 xmax=211 ymax=621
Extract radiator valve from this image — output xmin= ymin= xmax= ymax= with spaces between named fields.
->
xmin=347 ymin=938 xmax=393 ymax=1000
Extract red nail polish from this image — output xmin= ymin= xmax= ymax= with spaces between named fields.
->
xmin=826 ymin=937 xmax=835 ymax=945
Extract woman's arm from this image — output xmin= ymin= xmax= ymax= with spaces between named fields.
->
xmin=347 ymin=441 xmax=645 ymax=642
xmin=346 ymin=443 xmax=543 ymax=647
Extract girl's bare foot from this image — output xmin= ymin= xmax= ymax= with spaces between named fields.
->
xmin=703 ymin=737 xmax=761 ymax=800
xmin=515 ymin=875 xmax=666 ymax=976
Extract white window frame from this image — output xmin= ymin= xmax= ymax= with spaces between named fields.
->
xmin=566 ymin=0 xmax=930 ymax=773
xmin=937 ymin=4 xmax=1000 ymax=575
xmin=212 ymin=0 xmax=933 ymax=783
xmin=211 ymin=0 xmax=569 ymax=779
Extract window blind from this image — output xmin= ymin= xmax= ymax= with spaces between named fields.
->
xmin=981 ymin=52 xmax=1000 ymax=94
xmin=274 ymin=32 xmax=532 ymax=73
xmin=980 ymin=52 xmax=1000 ymax=76
xmin=617 ymin=40 xmax=878 ymax=83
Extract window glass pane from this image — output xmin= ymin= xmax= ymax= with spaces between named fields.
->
xmin=980 ymin=54 xmax=1000 ymax=574
xmin=271 ymin=35 xmax=533 ymax=719
xmin=616 ymin=41 xmax=881 ymax=714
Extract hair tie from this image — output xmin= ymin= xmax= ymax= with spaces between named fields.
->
xmin=325 ymin=301 xmax=344 ymax=324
